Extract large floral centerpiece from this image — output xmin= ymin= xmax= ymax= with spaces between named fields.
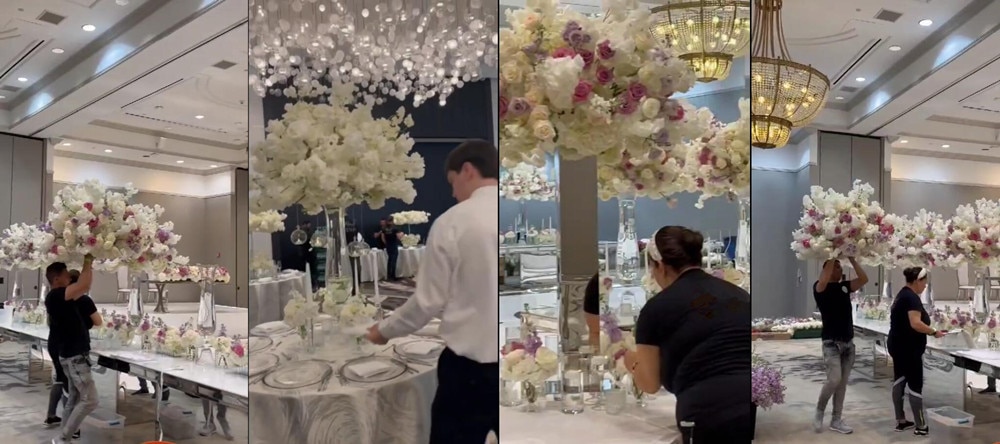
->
xmin=0 ymin=223 xmax=56 ymax=270
xmin=791 ymin=181 xmax=894 ymax=261
xmin=500 ymin=163 xmax=556 ymax=201
xmin=880 ymin=210 xmax=960 ymax=268
xmin=752 ymin=352 xmax=786 ymax=409
xmin=390 ymin=211 xmax=431 ymax=226
xmin=249 ymin=210 xmax=287 ymax=233
xmin=250 ymin=83 xmax=425 ymax=214
xmin=498 ymin=0 xmax=702 ymax=166
xmin=943 ymin=199 xmax=1000 ymax=267
xmin=686 ymin=98 xmax=751 ymax=207
xmin=157 ymin=264 xmax=230 ymax=283
xmin=596 ymin=147 xmax=698 ymax=201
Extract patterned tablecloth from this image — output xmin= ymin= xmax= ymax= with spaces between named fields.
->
xmin=249 ymin=326 xmax=438 ymax=444
xmin=248 ymin=271 xmax=311 ymax=328
xmin=500 ymin=395 xmax=678 ymax=443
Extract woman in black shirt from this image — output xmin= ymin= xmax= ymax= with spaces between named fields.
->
xmin=623 ymin=226 xmax=752 ymax=443
xmin=888 ymin=267 xmax=945 ymax=435
xmin=584 ymin=273 xmax=600 ymax=349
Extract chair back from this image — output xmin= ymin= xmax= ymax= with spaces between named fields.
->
xmin=116 ymin=267 xmax=129 ymax=289
xmin=957 ymin=263 xmax=970 ymax=287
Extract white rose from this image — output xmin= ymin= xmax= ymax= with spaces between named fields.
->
xmin=640 ymin=98 xmax=661 ymax=119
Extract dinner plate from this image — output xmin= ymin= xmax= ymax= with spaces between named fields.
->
xmin=251 ymin=321 xmax=294 ymax=337
xmin=394 ymin=339 xmax=444 ymax=362
xmin=340 ymin=356 xmax=408 ymax=383
xmin=249 ymin=353 xmax=279 ymax=377
xmin=249 ymin=337 xmax=273 ymax=354
xmin=263 ymin=360 xmax=331 ymax=390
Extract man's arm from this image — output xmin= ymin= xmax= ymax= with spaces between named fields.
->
xmin=376 ymin=225 xmax=456 ymax=339
xmin=66 ymin=256 xmax=93 ymax=301
xmin=816 ymin=260 xmax=835 ymax=293
xmin=847 ymin=257 xmax=869 ymax=292
xmin=395 ymin=230 xmax=404 ymax=241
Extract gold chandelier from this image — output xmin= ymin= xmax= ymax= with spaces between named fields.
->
xmin=750 ymin=0 xmax=829 ymax=149
xmin=650 ymin=1 xmax=752 ymax=83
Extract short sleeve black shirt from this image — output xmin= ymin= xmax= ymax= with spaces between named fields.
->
xmin=634 ymin=269 xmax=751 ymax=423
xmin=889 ymin=287 xmax=929 ymax=354
xmin=813 ymin=280 xmax=854 ymax=342
xmin=44 ymin=288 xmax=93 ymax=358
xmin=583 ymin=273 xmax=600 ymax=316
xmin=382 ymin=227 xmax=401 ymax=250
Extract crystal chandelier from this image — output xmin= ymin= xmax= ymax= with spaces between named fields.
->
xmin=249 ymin=0 xmax=499 ymax=106
xmin=649 ymin=1 xmax=751 ymax=83
xmin=750 ymin=0 xmax=829 ymax=149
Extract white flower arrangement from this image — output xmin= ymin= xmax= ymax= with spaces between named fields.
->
xmin=339 ymin=296 xmax=377 ymax=327
xmin=318 ymin=284 xmax=351 ymax=318
xmin=943 ymin=199 xmax=1000 ymax=267
xmin=878 ymin=210 xmax=961 ymax=269
xmin=596 ymin=146 xmax=697 ymax=201
xmin=686 ymin=98 xmax=751 ymax=207
xmin=249 ymin=210 xmax=287 ymax=233
xmin=535 ymin=228 xmax=558 ymax=245
xmin=499 ymin=0 xmax=710 ymax=166
xmin=157 ymin=264 xmax=230 ymax=283
xmin=250 ymin=252 xmax=275 ymax=277
xmin=500 ymin=163 xmax=556 ymax=201
xmin=283 ymin=290 xmax=319 ymax=334
xmin=501 ymin=347 xmax=559 ymax=385
xmin=401 ymin=234 xmax=421 ymax=248
xmin=19 ymin=303 xmax=46 ymax=324
xmin=790 ymin=181 xmax=894 ymax=261
xmin=390 ymin=211 xmax=431 ymax=225
xmin=250 ymin=84 xmax=425 ymax=215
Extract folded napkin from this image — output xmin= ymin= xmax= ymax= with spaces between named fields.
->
xmin=403 ymin=341 xmax=442 ymax=357
xmin=251 ymin=322 xmax=290 ymax=336
xmin=349 ymin=361 xmax=394 ymax=378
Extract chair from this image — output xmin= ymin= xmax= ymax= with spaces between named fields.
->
xmin=957 ymin=263 xmax=976 ymax=301
xmin=116 ymin=268 xmax=132 ymax=305
xmin=147 ymin=283 xmax=167 ymax=304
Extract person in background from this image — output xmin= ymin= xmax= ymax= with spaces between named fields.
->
xmin=381 ymin=216 xmax=404 ymax=281
xmin=813 ymin=258 xmax=868 ymax=434
xmin=624 ymin=226 xmax=753 ymax=444
xmin=888 ymin=267 xmax=945 ymax=436
xmin=45 ymin=257 xmax=102 ymax=444
xmin=43 ymin=270 xmax=98 ymax=431
xmin=366 ymin=139 xmax=499 ymax=443
xmin=584 ymin=273 xmax=601 ymax=350
xmin=374 ymin=219 xmax=388 ymax=245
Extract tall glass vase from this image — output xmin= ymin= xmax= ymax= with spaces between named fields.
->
xmin=197 ymin=280 xmax=217 ymax=335
xmin=8 ymin=270 xmax=21 ymax=306
xmin=128 ymin=275 xmax=144 ymax=319
xmin=322 ymin=206 xmax=349 ymax=292
xmin=616 ymin=197 xmax=639 ymax=284
xmin=736 ymin=197 xmax=750 ymax=270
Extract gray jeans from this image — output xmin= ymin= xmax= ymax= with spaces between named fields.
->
xmin=61 ymin=354 xmax=99 ymax=439
xmin=816 ymin=340 xmax=856 ymax=420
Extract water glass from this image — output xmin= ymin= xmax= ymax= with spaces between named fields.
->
xmin=500 ymin=378 xmax=523 ymax=407
xmin=605 ymin=387 xmax=626 ymax=415
xmin=560 ymin=369 xmax=585 ymax=414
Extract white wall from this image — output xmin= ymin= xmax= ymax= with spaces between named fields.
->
xmin=891 ymin=154 xmax=1000 ymax=188
xmin=53 ymin=156 xmax=233 ymax=197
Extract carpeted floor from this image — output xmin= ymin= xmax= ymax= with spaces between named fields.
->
xmin=755 ymin=338 xmax=1000 ymax=443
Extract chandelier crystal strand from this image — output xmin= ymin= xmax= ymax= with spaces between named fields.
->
xmin=249 ymin=0 xmax=499 ymax=105
xmin=650 ymin=1 xmax=751 ymax=83
xmin=749 ymin=0 xmax=829 ymax=149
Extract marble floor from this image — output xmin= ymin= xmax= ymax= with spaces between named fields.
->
xmin=755 ymin=338 xmax=1000 ymax=443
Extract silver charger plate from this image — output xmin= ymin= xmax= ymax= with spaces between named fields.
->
xmin=339 ymin=356 xmax=408 ymax=383
xmin=263 ymin=360 xmax=332 ymax=390
xmin=393 ymin=339 xmax=444 ymax=363
xmin=249 ymin=337 xmax=273 ymax=353
xmin=249 ymin=353 xmax=280 ymax=377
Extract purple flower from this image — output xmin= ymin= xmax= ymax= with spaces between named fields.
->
xmin=508 ymin=98 xmax=533 ymax=117
xmin=600 ymin=312 xmax=623 ymax=343
xmin=523 ymin=329 xmax=542 ymax=357
xmin=156 ymin=229 xmax=171 ymax=243
xmin=751 ymin=364 xmax=786 ymax=409
xmin=653 ymin=129 xmax=671 ymax=146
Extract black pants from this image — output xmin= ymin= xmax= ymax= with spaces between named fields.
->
xmin=429 ymin=347 xmax=498 ymax=444
xmin=386 ymin=248 xmax=399 ymax=281
xmin=48 ymin=341 xmax=68 ymax=390
xmin=678 ymin=410 xmax=755 ymax=444
xmin=890 ymin=349 xmax=924 ymax=394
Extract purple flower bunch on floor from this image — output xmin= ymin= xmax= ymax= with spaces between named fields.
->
xmin=751 ymin=363 xmax=786 ymax=409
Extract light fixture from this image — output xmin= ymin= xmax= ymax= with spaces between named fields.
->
xmin=210 ymin=165 xmax=218 ymax=168
xmin=919 ymin=19 xmax=933 ymax=27
xmin=649 ymin=1 xmax=752 ymax=83
xmin=176 ymin=160 xmax=185 ymax=164
xmin=51 ymin=48 xmax=65 ymax=54
xmin=835 ymin=96 xmax=844 ymax=100
xmin=195 ymin=115 xmax=205 ymax=119
xmin=900 ymin=139 xmax=908 ymax=144
xmin=116 ymin=0 xmax=130 ymax=5
xmin=17 ymin=77 xmax=27 ymax=82
xmin=942 ymin=144 xmax=950 ymax=148
xmin=888 ymin=45 xmax=901 ymax=52
xmin=104 ymin=149 xmax=113 ymax=153
xmin=0 ymin=95 xmax=5 ymax=99
xmin=62 ymin=143 xmax=71 ymax=146
xmin=855 ymin=77 xmax=866 ymax=82
xmin=82 ymin=24 xmax=96 ymax=32
xmin=750 ymin=0 xmax=830 ymax=149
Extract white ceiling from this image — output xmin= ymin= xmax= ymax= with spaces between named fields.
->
xmin=775 ymin=0 xmax=1000 ymax=161
xmin=0 ymin=0 xmax=249 ymax=173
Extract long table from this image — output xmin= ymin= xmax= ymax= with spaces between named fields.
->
xmin=854 ymin=319 xmax=1000 ymax=424
xmin=0 ymin=313 xmax=248 ymax=439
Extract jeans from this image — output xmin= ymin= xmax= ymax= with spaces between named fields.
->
xmin=816 ymin=340 xmax=856 ymax=420
xmin=429 ymin=348 xmax=499 ymax=443
xmin=61 ymin=354 xmax=99 ymax=439
xmin=386 ymin=248 xmax=399 ymax=281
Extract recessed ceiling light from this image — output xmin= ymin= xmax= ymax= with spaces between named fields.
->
xmin=165 ymin=127 xmax=173 ymax=130
xmin=835 ymin=96 xmax=844 ymax=100
xmin=104 ymin=149 xmax=113 ymax=153
xmin=942 ymin=144 xmax=950 ymax=148
xmin=0 ymin=95 xmax=6 ymax=99
xmin=17 ymin=77 xmax=27 ymax=82
xmin=82 ymin=24 xmax=96 ymax=32
xmin=51 ymin=48 xmax=64 ymax=54
xmin=210 ymin=165 xmax=218 ymax=168
xmin=62 ymin=143 xmax=71 ymax=146
xmin=900 ymin=140 xmax=908 ymax=144
xmin=919 ymin=19 xmax=933 ymax=27
xmin=888 ymin=45 xmax=901 ymax=52
xmin=195 ymin=115 xmax=205 ymax=119
xmin=176 ymin=160 xmax=185 ymax=164
xmin=855 ymin=77 xmax=866 ymax=82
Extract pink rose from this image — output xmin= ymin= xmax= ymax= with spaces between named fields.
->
xmin=627 ymin=82 xmax=647 ymax=101
xmin=595 ymin=65 xmax=614 ymax=84
xmin=578 ymin=49 xmax=594 ymax=68
xmin=619 ymin=100 xmax=638 ymax=115
xmin=83 ymin=202 xmax=93 ymax=211
xmin=551 ymin=47 xmax=576 ymax=59
xmin=573 ymin=81 xmax=593 ymax=104
xmin=86 ymin=237 xmax=97 ymax=246
xmin=670 ymin=105 xmax=685 ymax=121
xmin=597 ymin=40 xmax=615 ymax=60
xmin=499 ymin=96 xmax=509 ymax=119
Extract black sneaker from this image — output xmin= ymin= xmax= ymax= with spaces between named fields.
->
xmin=72 ymin=430 xmax=80 ymax=439
xmin=979 ymin=387 xmax=996 ymax=394
xmin=43 ymin=416 xmax=61 ymax=427
xmin=132 ymin=388 xmax=149 ymax=395
xmin=914 ymin=426 xmax=928 ymax=436
xmin=894 ymin=421 xmax=915 ymax=432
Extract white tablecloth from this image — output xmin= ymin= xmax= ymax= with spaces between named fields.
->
xmin=248 ymin=271 xmax=310 ymax=328
xmin=500 ymin=396 xmax=678 ymax=443
xmin=358 ymin=247 xmax=425 ymax=282
xmin=249 ymin=328 xmax=438 ymax=444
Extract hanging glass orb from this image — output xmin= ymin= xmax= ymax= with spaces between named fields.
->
xmin=290 ymin=229 xmax=308 ymax=245
xmin=348 ymin=238 xmax=370 ymax=257
xmin=310 ymin=231 xmax=328 ymax=248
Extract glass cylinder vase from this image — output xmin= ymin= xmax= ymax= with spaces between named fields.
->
xmin=500 ymin=378 xmax=524 ymax=407
xmin=616 ymin=197 xmax=639 ymax=284
xmin=736 ymin=197 xmax=750 ymax=270
xmin=8 ymin=270 xmax=21 ymax=306
xmin=322 ymin=206 xmax=348 ymax=292
xmin=197 ymin=280 xmax=217 ymax=335
xmin=128 ymin=275 xmax=144 ymax=319
xmin=299 ymin=322 xmax=316 ymax=353
xmin=605 ymin=386 xmax=626 ymax=415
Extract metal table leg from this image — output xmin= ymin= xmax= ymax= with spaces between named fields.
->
xmin=153 ymin=283 xmax=168 ymax=313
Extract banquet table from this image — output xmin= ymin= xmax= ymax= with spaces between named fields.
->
xmin=248 ymin=270 xmax=311 ymax=328
xmin=249 ymin=323 xmax=439 ymax=444
xmin=358 ymin=247 xmax=424 ymax=282
xmin=500 ymin=396 xmax=678 ymax=443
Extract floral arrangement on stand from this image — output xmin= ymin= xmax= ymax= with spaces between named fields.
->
xmin=596 ymin=147 xmax=697 ymax=201
xmin=686 ymin=98 xmax=751 ymax=208
xmin=498 ymin=0 xmax=705 ymax=167
xmin=752 ymin=352 xmax=786 ymax=409
xmin=284 ymin=290 xmax=319 ymax=340
xmin=250 ymin=82 xmax=425 ymax=214
xmin=501 ymin=322 xmax=558 ymax=409
xmin=338 ymin=296 xmax=378 ymax=328
xmin=156 ymin=264 xmax=230 ymax=283
xmin=390 ymin=211 xmax=431 ymax=226
xmin=879 ymin=210 xmax=960 ymax=268
xmin=943 ymin=199 xmax=1000 ymax=267
xmin=500 ymin=163 xmax=556 ymax=201
xmin=401 ymin=234 xmax=422 ymax=248
xmin=790 ymin=180 xmax=894 ymax=261
xmin=0 ymin=224 xmax=55 ymax=270
xmin=249 ymin=210 xmax=287 ymax=233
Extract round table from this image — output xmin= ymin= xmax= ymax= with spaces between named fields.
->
xmin=358 ymin=247 xmax=425 ymax=282
xmin=248 ymin=271 xmax=311 ymax=328
xmin=249 ymin=328 xmax=438 ymax=444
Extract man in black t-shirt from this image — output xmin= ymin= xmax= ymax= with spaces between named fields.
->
xmin=44 ymin=257 xmax=101 ymax=444
xmin=812 ymin=257 xmax=868 ymax=434
xmin=380 ymin=217 xmax=403 ymax=281
xmin=44 ymin=270 xmax=98 ymax=430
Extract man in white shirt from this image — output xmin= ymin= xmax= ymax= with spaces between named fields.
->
xmin=366 ymin=139 xmax=499 ymax=443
